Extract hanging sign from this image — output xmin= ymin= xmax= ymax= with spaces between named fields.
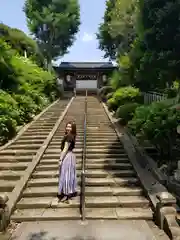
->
xmin=76 ymin=74 xmax=97 ymax=80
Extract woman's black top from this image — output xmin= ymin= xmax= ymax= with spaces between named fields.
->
xmin=61 ymin=134 xmax=75 ymax=151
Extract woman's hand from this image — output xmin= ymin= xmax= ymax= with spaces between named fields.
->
xmin=59 ymin=159 xmax=62 ymax=166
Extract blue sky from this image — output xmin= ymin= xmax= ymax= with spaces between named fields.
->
xmin=0 ymin=0 xmax=108 ymax=63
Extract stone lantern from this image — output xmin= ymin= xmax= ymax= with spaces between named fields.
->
xmin=66 ymin=75 xmax=71 ymax=82
xmin=102 ymin=75 xmax=107 ymax=83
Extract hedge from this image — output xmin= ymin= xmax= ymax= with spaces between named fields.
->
xmin=107 ymin=86 xmax=142 ymax=111
xmin=115 ymin=102 xmax=140 ymax=123
xmin=0 ymin=38 xmax=59 ymax=145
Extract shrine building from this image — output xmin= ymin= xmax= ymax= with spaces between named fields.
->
xmin=54 ymin=62 xmax=117 ymax=92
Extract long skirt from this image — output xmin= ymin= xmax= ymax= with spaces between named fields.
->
xmin=58 ymin=151 xmax=77 ymax=195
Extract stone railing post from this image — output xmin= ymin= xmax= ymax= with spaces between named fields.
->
xmin=155 ymin=192 xmax=176 ymax=229
xmin=0 ymin=194 xmax=9 ymax=231
xmin=155 ymin=192 xmax=180 ymax=239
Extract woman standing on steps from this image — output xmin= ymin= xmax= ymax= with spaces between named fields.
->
xmin=57 ymin=121 xmax=77 ymax=203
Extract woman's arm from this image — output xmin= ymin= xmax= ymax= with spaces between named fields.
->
xmin=59 ymin=141 xmax=70 ymax=163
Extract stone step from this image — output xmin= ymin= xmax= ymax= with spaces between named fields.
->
xmin=86 ymin=137 xmax=119 ymax=140
xmin=45 ymin=148 xmax=125 ymax=154
xmin=0 ymin=180 xmax=15 ymax=191
xmin=50 ymin=141 xmax=121 ymax=145
xmin=17 ymin=195 xmax=149 ymax=209
xmin=26 ymin=125 xmax=54 ymax=129
xmin=32 ymin=170 xmax=136 ymax=178
xmin=6 ymin=144 xmax=42 ymax=150
xmin=42 ymin=153 xmax=128 ymax=159
xmin=85 ymin=208 xmax=152 ymax=220
xmin=22 ymin=185 xmax=142 ymax=198
xmin=0 ymin=170 xmax=23 ymax=180
xmin=47 ymin=145 xmax=123 ymax=149
xmin=0 ymin=162 xmax=28 ymax=170
xmin=19 ymin=135 xmax=48 ymax=139
xmin=0 ymin=155 xmax=33 ymax=163
xmin=86 ymin=133 xmax=118 ymax=137
xmin=22 ymin=132 xmax=51 ymax=136
xmin=86 ymin=143 xmax=122 ymax=146
xmin=53 ymin=136 xmax=119 ymax=140
xmin=11 ymin=208 xmax=153 ymax=222
xmin=58 ymin=130 xmax=115 ymax=133
xmin=17 ymin=197 xmax=80 ymax=209
xmin=28 ymin=177 xmax=140 ymax=187
xmin=12 ymin=139 xmax=44 ymax=145
xmin=85 ymin=196 xmax=149 ymax=208
xmin=28 ymin=178 xmax=81 ymax=187
xmin=40 ymin=158 xmax=129 ymax=165
xmin=11 ymin=208 xmax=81 ymax=221
xmin=0 ymin=149 xmax=37 ymax=156
xmin=26 ymin=129 xmax=54 ymax=133
xmin=36 ymin=163 xmax=132 ymax=171
xmin=86 ymin=145 xmax=123 ymax=149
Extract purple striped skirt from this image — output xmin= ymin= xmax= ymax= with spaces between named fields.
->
xmin=58 ymin=151 xmax=77 ymax=195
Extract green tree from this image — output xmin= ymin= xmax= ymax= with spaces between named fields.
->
xmin=97 ymin=0 xmax=117 ymax=60
xmin=97 ymin=0 xmax=137 ymax=60
xmin=0 ymin=23 xmax=43 ymax=66
xmin=109 ymin=0 xmax=137 ymax=55
xmin=131 ymin=0 xmax=180 ymax=91
xmin=24 ymin=0 xmax=80 ymax=70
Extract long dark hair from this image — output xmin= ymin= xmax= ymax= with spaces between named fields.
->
xmin=65 ymin=121 xmax=76 ymax=138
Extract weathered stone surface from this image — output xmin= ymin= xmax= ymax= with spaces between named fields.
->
xmin=112 ymin=186 xmax=142 ymax=196
xmin=0 ymin=180 xmax=15 ymax=191
xmin=0 ymin=170 xmax=22 ymax=180
xmin=11 ymin=220 xmax=159 ymax=240
xmin=116 ymin=208 xmax=152 ymax=220
xmin=86 ymin=208 xmax=117 ymax=219
xmin=156 ymin=192 xmax=176 ymax=205
xmin=86 ymin=196 xmax=119 ymax=207
xmin=160 ymin=206 xmax=177 ymax=215
xmin=17 ymin=197 xmax=54 ymax=209
xmin=0 ymin=163 xmax=28 ymax=170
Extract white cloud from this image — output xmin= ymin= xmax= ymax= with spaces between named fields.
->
xmin=81 ymin=32 xmax=95 ymax=42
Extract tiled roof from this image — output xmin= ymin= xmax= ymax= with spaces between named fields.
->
xmin=58 ymin=62 xmax=116 ymax=69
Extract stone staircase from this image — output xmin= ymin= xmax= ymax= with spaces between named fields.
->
xmin=84 ymin=97 xmax=152 ymax=219
xmin=0 ymin=100 xmax=69 ymax=195
xmin=9 ymin=96 xmax=153 ymax=221
xmin=11 ymin=97 xmax=86 ymax=221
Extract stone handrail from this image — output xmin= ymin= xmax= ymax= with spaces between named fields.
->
xmin=0 ymin=194 xmax=9 ymax=232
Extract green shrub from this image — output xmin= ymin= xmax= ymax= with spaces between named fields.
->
xmin=0 ymin=90 xmax=21 ymax=124
xmin=13 ymin=94 xmax=39 ymax=123
xmin=113 ymin=86 xmax=141 ymax=104
xmin=129 ymin=101 xmax=168 ymax=135
xmin=107 ymin=86 xmax=141 ymax=111
xmin=107 ymin=97 xmax=118 ymax=111
xmin=128 ymin=101 xmax=180 ymax=164
xmin=164 ymin=88 xmax=177 ymax=98
xmin=110 ymin=70 xmax=122 ymax=90
xmin=0 ymin=38 xmax=58 ymax=145
xmin=115 ymin=103 xmax=140 ymax=122
xmin=0 ymin=115 xmax=17 ymax=145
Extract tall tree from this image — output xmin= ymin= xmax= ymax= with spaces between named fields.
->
xmin=0 ymin=23 xmax=43 ymax=67
xmin=131 ymin=0 xmax=180 ymax=91
xmin=97 ymin=0 xmax=117 ymax=60
xmin=24 ymin=0 xmax=80 ymax=70
xmin=109 ymin=0 xmax=137 ymax=55
xmin=97 ymin=0 xmax=137 ymax=60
